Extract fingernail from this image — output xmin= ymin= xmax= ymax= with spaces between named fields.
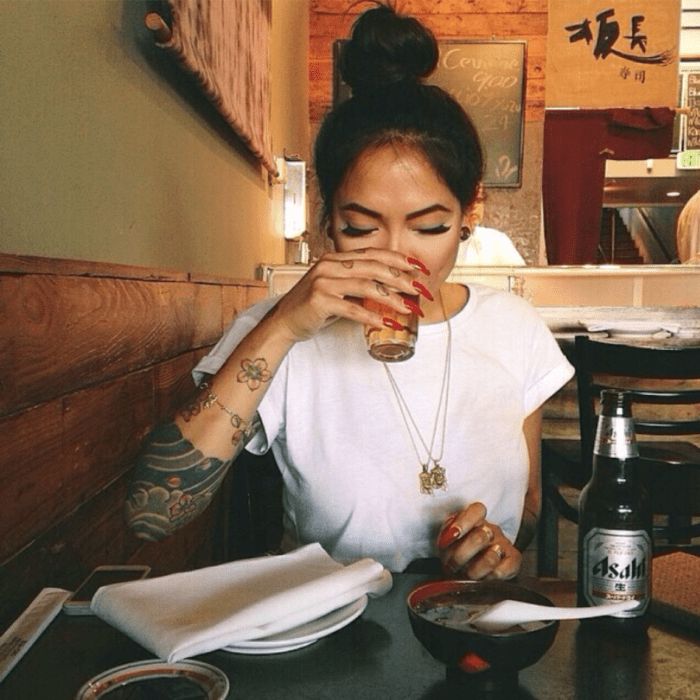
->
xmin=412 ymin=280 xmax=434 ymax=302
xmin=403 ymin=298 xmax=424 ymax=317
xmin=407 ymin=257 xmax=430 ymax=276
xmin=438 ymin=524 xmax=462 ymax=549
xmin=382 ymin=317 xmax=404 ymax=331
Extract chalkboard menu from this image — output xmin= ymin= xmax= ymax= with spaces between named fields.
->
xmin=334 ymin=40 xmax=526 ymax=188
xmin=685 ymin=72 xmax=700 ymax=150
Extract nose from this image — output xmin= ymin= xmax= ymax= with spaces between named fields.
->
xmin=385 ymin=228 xmax=410 ymax=256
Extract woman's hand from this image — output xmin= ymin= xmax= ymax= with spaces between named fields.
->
xmin=436 ymin=503 xmax=521 ymax=580
xmin=271 ymin=248 xmax=430 ymax=343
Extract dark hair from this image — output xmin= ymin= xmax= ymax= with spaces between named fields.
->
xmin=314 ymin=3 xmax=484 ymax=231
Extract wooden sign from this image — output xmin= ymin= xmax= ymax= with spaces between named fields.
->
xmin=334 ymin=41 xmax=526 ymax=188
xmin=546 ymin=0 xmax=681 ymax=108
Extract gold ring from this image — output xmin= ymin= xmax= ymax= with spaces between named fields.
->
xmin=477 ymin=524 xmax=494 ymax=543
xmin=489 ymin=543 xmax=506 ymax=561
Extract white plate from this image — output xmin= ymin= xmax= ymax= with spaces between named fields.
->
xmin=223 ymin=595 xmax=368 ymax=655
xmin=74 ymin=659 xmax=229 ymax=699
xmin=582 ymin=321 xmax=674 ymax=338
xmin=675 ymin=327 xmax=700 ymax=338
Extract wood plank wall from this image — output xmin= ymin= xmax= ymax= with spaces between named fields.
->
xmin=309 ymin=0 xmax=547 ymax=126
xmin=0 ymin=254 xmax=267 ymax=629
xmin=308 ymin=0 xmax=549 ymax=263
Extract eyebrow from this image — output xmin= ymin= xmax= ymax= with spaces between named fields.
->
xmin=339 ymin=202 xmax=452 ymax=221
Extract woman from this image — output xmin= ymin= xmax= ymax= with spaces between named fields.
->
xmin=126 ymin=4 xmax=574 ymax=578
xmin=458 ymin=186 xmax=526 ymax=266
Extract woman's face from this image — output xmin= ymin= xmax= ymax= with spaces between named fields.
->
xmin=330 ymin=143 xmax=468 ymax=295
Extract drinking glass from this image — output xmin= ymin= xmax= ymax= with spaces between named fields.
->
xmin=363 ymin=293 xmax=419 ymax=362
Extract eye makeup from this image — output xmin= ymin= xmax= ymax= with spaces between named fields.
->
xmin=339 ymin=223 xmax=378 ymax=236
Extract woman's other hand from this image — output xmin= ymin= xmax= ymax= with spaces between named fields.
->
xmin=436 ymin=502 xmax=521 ymax=580
xmin=271 ymin=248 xmax=430 ymax=343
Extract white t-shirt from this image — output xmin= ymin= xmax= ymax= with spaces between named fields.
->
xmin=458 ymin=226 xmax=526 ymax=266
xmin=193 ymin=284 xmax=574 ymax=571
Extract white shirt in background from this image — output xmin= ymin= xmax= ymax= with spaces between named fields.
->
xmin=458 ymin=226 xmax=526 ymax=266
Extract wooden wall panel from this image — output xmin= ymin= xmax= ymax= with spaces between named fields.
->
xmin=157 ymin=281 xmax=224 ymax=354
xmin=0 ymin=371 xmax=154 ymax=561
xmin=153 ymin=350 xmax=207 ymax=421
xmin=0 ymin=470 xmax=223 ymax=630
xmin=0 ymin=276 xmax=220 ymax=420
xmin=0 ymin=254 xmax=267 ymax=632
xmin=311 ymin=0 xmax=547 ymax=12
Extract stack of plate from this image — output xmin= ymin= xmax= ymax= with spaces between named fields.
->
xmin=223 ymin=595 xmax=368 ymax=654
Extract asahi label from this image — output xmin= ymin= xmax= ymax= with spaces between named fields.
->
xmin=594 ymin=417 xmax=639 ymax=459
xmin=582 ymin=528 xmax=651 ymax=616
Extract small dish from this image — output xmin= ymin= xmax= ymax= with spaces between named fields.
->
xmin=407 ymin=580 xmax=558 ymax=694
xmin=74 ymin=659 xmax=229 ymax=700
xmin=223 ymin=595 xmax=368 ymax=654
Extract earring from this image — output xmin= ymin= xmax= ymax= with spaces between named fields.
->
xmin=460 ymin=226 xmax=471 ymax=242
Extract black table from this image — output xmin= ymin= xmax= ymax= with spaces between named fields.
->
xmin=2 ymin=575 xmax=699 ymax=699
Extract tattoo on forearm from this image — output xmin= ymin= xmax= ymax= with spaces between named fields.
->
xmin=125 ymin=418 xmax=259 ymax=541
xmin=179 ymin=381 xmax=262 ymax=444
xmin=179 ymin=383 xmax=211 ymax=423
xmin=237 ymin=357 xmax=272 ymax=391
xmin=198 ymin=382 xmax=254 ymax=446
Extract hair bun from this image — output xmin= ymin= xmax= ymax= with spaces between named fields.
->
xmin=340 ymin=4 xmax=438 ymax=96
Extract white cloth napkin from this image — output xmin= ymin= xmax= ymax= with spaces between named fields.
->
xmin=91 ymin=543 xmax=392 ymax=662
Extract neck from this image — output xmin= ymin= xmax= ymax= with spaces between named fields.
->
xmin=420 ymin=283 xmax=468 ymax=324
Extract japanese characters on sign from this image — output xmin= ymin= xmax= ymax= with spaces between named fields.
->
xmin=546 ymin=1 xmax=681 ymax=108
xmin=684 ymin=73 xmax=700 ymax=150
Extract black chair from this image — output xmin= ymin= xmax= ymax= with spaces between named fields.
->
xmin=227 ymin=449 xmax=284 ymax=560
xmin=537 ymin=335 xmax=700 ymax=576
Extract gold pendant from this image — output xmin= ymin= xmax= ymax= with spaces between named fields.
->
xmin=419 ymin=467 xmax=434 ymax=495
xmin=419 ymin=463 xmax=448 ymax=495
xmin=430 ymin=463 xmax=448 ymax=491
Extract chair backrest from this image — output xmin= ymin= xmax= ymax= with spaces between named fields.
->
xmin=574 ymin=335 xmax=700 ymax=465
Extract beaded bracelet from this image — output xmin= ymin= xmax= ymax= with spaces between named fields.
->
xmin=199 ymin=382 xmax=254 ymax=445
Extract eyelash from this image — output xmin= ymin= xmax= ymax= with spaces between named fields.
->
xmin=339 ymin=224 xmax=377 ymax=236
xmin=419 ymin=224 xmax=451 ymax=234
xmin=339 ymin=224 xmax=451 ymax=236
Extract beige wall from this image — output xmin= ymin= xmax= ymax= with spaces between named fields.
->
xmin=0 ymin=0 xmax=309 ymax=279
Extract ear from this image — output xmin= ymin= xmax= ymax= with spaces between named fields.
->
xmin=464 ymin=183 xmax=485 ymax=230
xmin=462 ymin=205 xmax=478 ymax=233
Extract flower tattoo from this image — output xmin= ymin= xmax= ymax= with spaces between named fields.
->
xmin=237 ymin=357 xmax=272 ymax=391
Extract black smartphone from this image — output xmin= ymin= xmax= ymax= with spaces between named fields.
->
xmin=63 ymin=565 xmax=151 ymax=615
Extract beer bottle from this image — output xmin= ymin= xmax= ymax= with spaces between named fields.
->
xmin=577 ymin=389 xmax=652 ymax=631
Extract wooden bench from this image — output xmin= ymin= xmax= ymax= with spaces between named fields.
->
xmin=0 ymin=253 xmax=267 ymax=629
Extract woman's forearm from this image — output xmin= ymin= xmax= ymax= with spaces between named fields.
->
xmin=125 ymin=419 xmax=256 ymax=541
xmin=125 ymin=303 xmax=295 ymax=539
xmin=514 ymin=503 xmax=539 ymax=553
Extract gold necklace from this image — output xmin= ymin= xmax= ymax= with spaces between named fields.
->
xmin=383 ymin=292 xmax=451 ymax=495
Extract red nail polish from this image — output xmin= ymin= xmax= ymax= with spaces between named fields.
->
xmin=382 ymin=317 xmax=404 ymax=331
xmin=412 ymin=280 xmax=434 ymax=302
xmin=403 ymin=298 xmax=424 ymax=317
xmin=438 ymin=524 xmax=462 ymax=549
xmin=407 ymin=257 xmax=430 ymax=276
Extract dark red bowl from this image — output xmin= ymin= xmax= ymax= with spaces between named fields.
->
xmin=407 ymin=579 xmax=559 ymax=694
